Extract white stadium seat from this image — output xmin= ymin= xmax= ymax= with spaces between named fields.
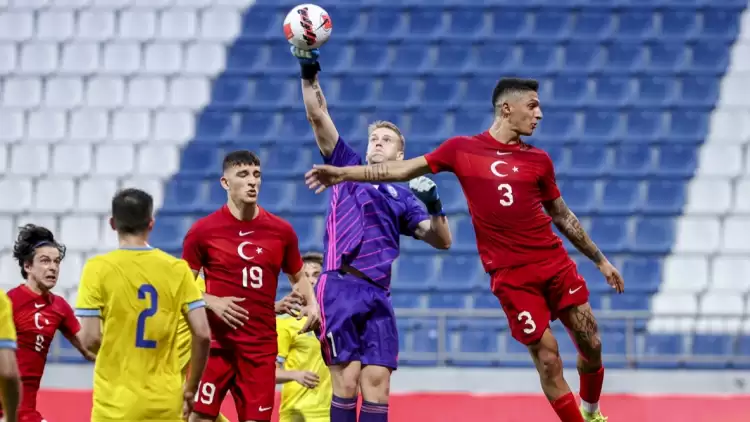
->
xmin=695 ymin=293 xmax=744 ymax=333
xmin=0 ymin=110 xmax=25 ymax=144
xmin=60 ymin=215 xmax=100 ymax=251
xmin=93 ymin=144 xmax=135 ymax=176
xmin=137 ymin=145 xmax=180 ymax=177
xmin=36 ymin=11 xmax=75 ymax=41
xmin=0 ymin=44 xmax=18 ymax=75
xmin=59 ymin=42 xmax=100 ymax=75
xmin=77 ymin=178 xmax=119 ymax=213
xmin=143 ymin=42 xmax=183 ymax=75
xmin=52 ymin=144 xmax=93 ymax=176
xmin=711 ymin=257 xmax=750 ymax=294
xmin=118 ymin=10 xmax=157 ymax=41
xmin=58 ymin=251 xmax=84 ymax=289
xmin=734 ymin=178 xmax=750 ymax=212
xmin=159 ymin=10 xmax=198 ymax=41
xmin=68 ymin=109 xmax=109 ymax=143
xmin=184 ymin=42 xmax=226 ymax=75
xmin=661 ymin=256 xmax=709 ymax=294
xmin=722 ymin=217 xmax=750 ymax=252
xmin=76 ymin=10 xmax=116 ymax=41
xmin=26 ymin=110 xmax=68 ymax=144
xmin=0 ymin=216 xmax=14 ymax=251
xmin=697 ymin=146 xmax=743 ymax=177
xmin=0 ymin=178 xmax=33 ymax=213
xmin=168 ymin=76 xmax=210 ymax=109
xmin=0 ymin=254 xmax=19 ymax=286
xmin=102 ymin=43 xmax=141 ymax=75
xmin=120 ymin=177 xmax=165 ymax=209
xmin=34 ymin=178 xmax=76 ymax=213
xmin=126 ymin=76 xmax=167 ymax=108
xmin=672 ymin=217 xmax=721 ymax=254
xmin=200 ymin=9 xmax=242 ymax=42
xmin=44 ymin=77 xmax=85 ymax=108
xmin=153 ymin=110 xmax=195 ymax=144
xmin=19 ymin=43 xmax=59 ymax=75
xmin=10 ymin=145 xmax=50 ymax=176
xmin=0 ymin=12 xmax=33 ymax=42
xmin=3 ymin=77 xmax=42 ymax=108
xmin=85 ymin=76 xmax=126 ymax=108
xmin=684 ymin=179 xmax=732 ymax=215
xmin=111 ymin=110 xmax=150 ymax=143
xmin=648 ymin=294 xmax=698 ymax=333
xmin=707 ymin=110 xmax=750 ymax=144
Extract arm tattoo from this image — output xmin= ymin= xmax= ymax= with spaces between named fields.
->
xmin=311 ymin=83 xmax=324 ymax=108
xmin=547 ymin=198 xmax=605 ymax=265
xmin=363 ymin=163 xmax=389 ymax=181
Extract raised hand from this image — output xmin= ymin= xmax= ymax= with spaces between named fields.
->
xmin=305 ymin=164 xmax=346 ymax=193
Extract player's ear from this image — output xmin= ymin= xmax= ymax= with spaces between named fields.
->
xmin=108 ymin=217 xmax=116 ymax=231
xmin=220 ymin=175 xmax=230 ymax=191
xmin=396 ymin=149 xmax=404 ymax=161
xmin=147 ymin=218 xmax=155 ymax=232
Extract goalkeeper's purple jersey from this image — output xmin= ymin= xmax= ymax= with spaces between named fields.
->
xmin=321 ymin=138 xmax=429 ymax=289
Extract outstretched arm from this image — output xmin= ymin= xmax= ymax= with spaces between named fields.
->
xmin=303 ymin=76 xmax=340 ymax=157
xmin=306 ymin=157 xmax=433 ymax=193
xmin=544 ymin=197 xmax=604 ymax=264
xmin=544 ymin=197 xmax=624 ymax=293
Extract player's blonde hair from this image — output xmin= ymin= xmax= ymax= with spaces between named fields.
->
xmin=367 ymin=120 xmax=405 ymax=151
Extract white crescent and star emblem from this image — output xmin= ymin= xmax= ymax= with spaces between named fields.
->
xmin=491 ymin=160 xmax=520 ymax=178
xmin=237 ymin=241 xmax=264 ymax=261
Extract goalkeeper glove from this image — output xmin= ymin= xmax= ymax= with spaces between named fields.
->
xmin=408 ymin=176 xmax=445 ymax=217
xmin=291 ymin=46 xmax=321 ymax=81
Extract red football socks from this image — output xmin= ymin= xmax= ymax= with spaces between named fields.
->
xmin=550 ymin=392 xmax=585 ymax=422
xmin=579 ymin=366 xmax=604 ymax=412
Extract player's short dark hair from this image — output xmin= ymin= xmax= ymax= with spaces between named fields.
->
xmin=302 ymin=251 xmax=323 ymax=266
xmin=492 ymin=78 xmax=540 ymax=108
xmin=12 ymin=224 xmax=66 ymax=279
xmin=222 ymin=150 xmax=261 ymax=171
xmin=111 ymin=188 xmax=154 ymax=235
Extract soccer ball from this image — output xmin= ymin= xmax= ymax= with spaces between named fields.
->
xmin=283 ymin=4 xmax=332 ymax=50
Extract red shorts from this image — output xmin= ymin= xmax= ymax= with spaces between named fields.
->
xmin=0 ymin=379 xmax=46 ymax=422
xmin=491 ymin=253 xmax=590 ymax=345
xmin=192 ymin=348 xmax=276 ymax=421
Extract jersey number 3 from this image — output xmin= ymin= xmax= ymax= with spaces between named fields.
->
xmin=136 ymin=284 xmax=158 ymax=349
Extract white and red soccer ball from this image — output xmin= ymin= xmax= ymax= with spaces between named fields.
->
xmin=283 ymin=4 xmax=333 ymax=50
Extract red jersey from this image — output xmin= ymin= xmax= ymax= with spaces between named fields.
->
xmin=6 ymin=284 xmax=79 ymax=416
xmin=424 ymin=132 xmax=565 ymax=271
xmin=182 ymin=205 xmax=304 ymax=354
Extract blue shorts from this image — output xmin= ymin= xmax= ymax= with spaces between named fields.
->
xmin=315 ymin=271 xmax=398 ymax=369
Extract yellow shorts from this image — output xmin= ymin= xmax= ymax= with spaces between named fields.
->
xmin=279 ymin=412 xmax=329 ymax=422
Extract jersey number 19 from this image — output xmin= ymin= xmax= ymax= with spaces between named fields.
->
xmin=135 ymin=284 xmax=158 ymax=349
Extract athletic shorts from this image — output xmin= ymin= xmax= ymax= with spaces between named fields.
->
xmin=491 ymin=253 xmax=590 ymax=345
xmin=315 ymin=271 xmax=398 ymax=369
xmin=192 ymin=348 xmax=276 ymax=421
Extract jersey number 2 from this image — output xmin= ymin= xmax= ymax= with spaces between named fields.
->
xmin=136 ymin=284 xmax=158 ymax=349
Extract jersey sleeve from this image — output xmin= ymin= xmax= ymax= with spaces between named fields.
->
xmin=424 ymin=136 xmax=462 ymax=173
xmin=276 ymin=318 xmax=293 ymax=366
xmin=539 ymin=151 xmax=561 ymax=202
xmin=282 ymin=226 xmax=304 ymax=275
xmin=75 ymin=259 xmax=105 ymax=318
xmin=182 ymin=223 xmax=205 ymax=272
xmin=177 ymin=261 xmax=206 ymax=315
xmin=58 ymin=298 xmax=81 ymax=337
xmin=0 ymin=292 xmax=16 ymax=349
xmin=323 ymin=137 xmax=363 ymax=167
xmin=400 ymin=191 xmax=430 ymax=238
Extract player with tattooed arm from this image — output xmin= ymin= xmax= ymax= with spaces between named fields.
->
xmin=305 ymin=78 xmax=624 ymax=422
xmin=291 ymin=47 xmax=453 ymax=422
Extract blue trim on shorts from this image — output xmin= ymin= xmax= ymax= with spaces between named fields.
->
xmin=0 ymin=340 xmax=16 ymax=349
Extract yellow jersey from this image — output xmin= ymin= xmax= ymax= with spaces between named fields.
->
xmin=177 ymin=275 xmax=206 ymax=371
xmin=75 ymin=247 xmax=205 ymax=422
xmin=277 ymin=315 xmax=331 ymax=421
xmin=0 ymin=291 xmax=16 ymax=350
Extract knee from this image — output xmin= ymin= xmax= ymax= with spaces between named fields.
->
xmin=535 ymin=343 xmax=564 ymax=381
xmin=359 ymin=367 xmax=391 ymax=403
xmin=334 ymin=373 xmax=360 ymax=398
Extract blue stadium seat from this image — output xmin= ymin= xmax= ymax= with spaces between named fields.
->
xmin=238 ymin=112 xmax=278 ymax=143
xmin=393 ymin=255 xmax=437 ymax=291
xmin=194 ymin=110 xmax=234 ymax=143
xmin=437 ymin=255 xmax=484 ymax=292
xmin=599 ymin=180 xmax=641 ymax=215
xmin=151 ymin=216 xmax=185 ymax=250
xmin=568 ymin=145 xmax=609 ymax=176
xmin=589 ymin=218 xmax=628 ymax=254
xmin=634 ymin=218 xmax=675 ymax=253
xmin=639 ymin=334 xmax=684 ymax=369
xmin=428 ymin=293 xmax=467 ymax=309
xmin=617 ymin=11 xmax=656 ymax=42
xmin=453 ymin=218 xmax=478 ymax=253
xmin=211 ymin=76 xmax=250 ymax=109
xmin=656 ymin=145 xmax=698 ymax=177
xmin=559 ymin=180 xmax=596 ymax=215
xmin=688 ymin=335 xmax=735 ymax=369
xmin=445 ymin=10 xmax=489 ymax=41
xmin=622 ymin=258 xmax=662 ymax=293
xmin=570 ymin=14 xmax=613 ymax=42
xmin=287 ymin=216 xmax=323 ymax=251
xmin=611 ymin=145 xmax=652 ymax=177
xmin=644 ymin=181 xmax=686 ymax=214
xmin=660 ymin=11 xmax=699 ymax=41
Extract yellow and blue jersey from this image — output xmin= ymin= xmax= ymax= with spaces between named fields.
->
xmin=75 ymin=247 xmax=205 ymax=422
xmin=277 ymin=315 xmax=331 ymax=422
xmin=177 ymin=274 xmax=206 ymax=371
xmin=0 ymin=291 xmax=16 ymax=350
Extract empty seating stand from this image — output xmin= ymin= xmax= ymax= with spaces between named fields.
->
xmin=0 ymin=0 xmax=747 ymax=368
